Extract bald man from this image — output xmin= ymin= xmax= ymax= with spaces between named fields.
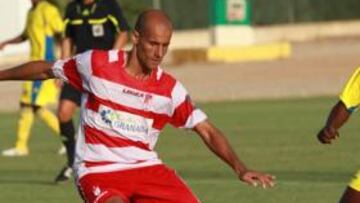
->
xmin=0 ymin=10 xmax=275 ymax=203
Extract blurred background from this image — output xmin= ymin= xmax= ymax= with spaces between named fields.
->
xmin=1 ymin=1 xmax=360 ymax=203
xmin=4 ymin=0 xmax=360 ymax=56
xmin=52 ymin=0 xmax=360 ymax=28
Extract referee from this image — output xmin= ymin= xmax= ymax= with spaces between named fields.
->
xmin=55 ymin=0 xmax=130 ymax=183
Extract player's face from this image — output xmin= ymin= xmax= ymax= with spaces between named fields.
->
xmin=134 ymin=24 xmax=172 ymax=70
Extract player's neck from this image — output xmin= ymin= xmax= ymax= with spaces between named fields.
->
xmin=125 ymin=51 xmax=152 ymax=80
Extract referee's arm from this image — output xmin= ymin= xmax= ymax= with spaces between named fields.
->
xmin=108 ymin=0 xmax=130 ymax=49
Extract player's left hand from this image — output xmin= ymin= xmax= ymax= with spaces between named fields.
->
xmin=239 ymin=170 xmax=275 ymax=189
xmin=317 ymin=126 xmax=339 ymax=144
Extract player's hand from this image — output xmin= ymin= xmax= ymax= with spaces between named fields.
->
xmin=317 ymin=126 xmax=339 ymax=144
xmin=239 ymin=170 xmax=275 ymax=189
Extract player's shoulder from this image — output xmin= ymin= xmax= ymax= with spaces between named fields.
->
xmin=157 ymin=68 xmax=181 ymax=90
xmin=351 ymin=67 xmax=360 ymax=75
xmin=91 ymin=49 xmax=126 ymax=67
xmin=157 ymin=68 xmax=175 ymax=82
xmin=345 ymin=66 xmax=360 ymax=82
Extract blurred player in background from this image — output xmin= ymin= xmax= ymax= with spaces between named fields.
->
xmin=55 ymin=0 xmax=130 ymax=183
xmin=317 ymin=68 xmax=360 ymax=203
xmin=0 ymin=0 xmax=63 ymax=157
xmin=0 ymin=10 xmax=275 ymax=203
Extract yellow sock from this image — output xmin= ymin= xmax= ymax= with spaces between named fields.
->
xmin=15 ymin=107 xmax=34 ymax=152
xmin=36 ymin=107 xmax=60 ymax=135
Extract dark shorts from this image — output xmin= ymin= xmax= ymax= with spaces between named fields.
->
xmin=60 ymin=83 xmax=81 ymax=106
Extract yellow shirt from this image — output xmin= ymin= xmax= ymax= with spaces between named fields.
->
xmin=20 ymin=1 xmax=63 ymax=106
xmin=339 ymin=67 xmax=360 ymax=112
xmin=23 ymin=0 xmax=63 ymax=60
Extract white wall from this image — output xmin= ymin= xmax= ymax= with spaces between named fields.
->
xmin=0 ymin=0 xmax=31 ymax=57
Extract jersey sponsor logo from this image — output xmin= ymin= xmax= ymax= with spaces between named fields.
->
xmin=122 ymin=88 xmax=145 ymax=98
xmin=98 ymin=105 xmax=153 ymax=138
xmin=122 ymin=88 xmax=153 ymax=104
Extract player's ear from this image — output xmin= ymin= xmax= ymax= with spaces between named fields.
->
xmin=132 ymin=30 xmax=140 ymax=45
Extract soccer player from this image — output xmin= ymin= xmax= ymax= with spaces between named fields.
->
xmin=0 ymin=0 xmax=63 ymax=156
xmin=0 ymin=10 xmax=275 ymax=203
xmin=317 ymin=68 xmax=360 ymax=203
xmin=55 ymin=0 xmax=130 ymax=183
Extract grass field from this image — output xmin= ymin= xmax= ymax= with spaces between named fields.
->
xmin=1 ymin=97 xmax=360 ymax=203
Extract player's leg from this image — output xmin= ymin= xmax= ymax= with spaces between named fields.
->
xmin=339 ymin=170 xmax=360 ymax=203
xmin=2 ymin=81 xmax=37 ymax=156
xmin=35 ymin=106 xmax=60 ymax=134
xmin=54 ymin=99 xmax=77 ymax=182
xmin=54 ymin=84 xmax=81 ymax=183
xmin=2 ymin=104 xmax=34 ymax=156
xmin=35 ymin=106 xmax=64 ymax=154
xmin=78 ymin=172 xmax=131 ymax=203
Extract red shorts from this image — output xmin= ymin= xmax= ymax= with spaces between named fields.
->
xmin=78 ymin=164 xmax=201 ymax=203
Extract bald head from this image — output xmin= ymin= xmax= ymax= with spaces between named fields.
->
xmin=135 ymin=10 xmax=173 ymax=35
xmin=130 ymin=10 xmax=173 ymax=73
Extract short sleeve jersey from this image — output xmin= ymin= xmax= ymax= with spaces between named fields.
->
xmin=340 ymin=67 xmax=360 ymax=112
xmin=52 ymin=50 xmax=207 ymax=179
xmin=24 ymin=1 xmax=63 ymax=60
xmin=63 ymin=0 xmax=130 ymax=53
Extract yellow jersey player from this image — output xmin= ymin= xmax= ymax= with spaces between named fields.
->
xmin=317 ymin=67 xmax=360 ymax=203
xmin=0 ymin=0 xmax=63 ymax=156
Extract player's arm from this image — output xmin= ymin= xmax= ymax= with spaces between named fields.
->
xmin=0 ymin=61 xmax=54 ymax=81
xmin=1 ymin=11 xmax=29 ymax=51
xmin=317 ymin=67 xmax=360 ymax=144
xmin=317 ymin=101 xmax=350 ymax=144
xmin=0 ymin=34 xmax=27 ymax=50
xmin=113 ymin=31 xmax=128 ymax=49
xmin=61 ymin=37 xmax=74 ymax=59
xmin=193 ymin=120 xmax=275 ymax=188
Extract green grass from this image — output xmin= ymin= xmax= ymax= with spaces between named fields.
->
xmin=1 ymin=97 xmax=360 ymax=202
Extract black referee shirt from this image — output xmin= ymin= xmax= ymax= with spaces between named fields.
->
xmin=64 ymin=0 xmax=130 ymax=54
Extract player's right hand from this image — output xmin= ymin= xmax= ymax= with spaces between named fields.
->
xmin=239 ymin=170 xmax=275 ymax=189
xmin=317 ymin=126 xmax=339 ymax=144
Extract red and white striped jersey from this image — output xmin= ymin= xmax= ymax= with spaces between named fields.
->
xmin=52 ymin=50 xmax=207 ymax=179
